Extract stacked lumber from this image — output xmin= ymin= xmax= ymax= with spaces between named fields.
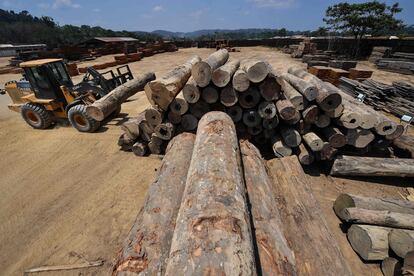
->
xmin=349 ymin=68 xmax=373 ymax=81
xmin=291 ymin=40 xmax=317 ymax=58
xmin=333 ymin=193 xmax=414 ymax=275
xmin=118 ymin=50 xmax=405 ymax=168
xmin=338 ymin=77 xmax=414 ymax=119
xmin=113 ymin=112 xmax=298 ymax=275
xmin=369 ymin=47 xmax=392 ymax=63
xmin=376 ymin=59 xmax=414 ymax=75
xmin=309 ymin=66 xmax=350 ymax=85
xmin=329 ymin=60 xmax=357 ymax=71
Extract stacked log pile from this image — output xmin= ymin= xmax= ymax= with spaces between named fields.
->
xmin=118 ymin=49 xmax=406 ymax=169
xmin=338 ymin=77 xmax=414 ymax=119
xmin=333 ymin=193 xmax=414 ymax=276
xmin=113 ymin=112 xmax=298 ymax=275
xmin=291 ymin=40 xmax=317 ymax=58
xmin=369 ymin=47 xmax=392 ymax=63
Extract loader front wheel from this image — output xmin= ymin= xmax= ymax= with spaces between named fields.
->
xmin=68 ymin=104 xmax=100 ymax=133
xmin=21 ymin=103 xmax=53 ymax=129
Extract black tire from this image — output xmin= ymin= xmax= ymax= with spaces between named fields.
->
xmin=21 ymin=103 xmax=53 ymax=129
xmin=68 ymin=104 xmax=100 ymax=133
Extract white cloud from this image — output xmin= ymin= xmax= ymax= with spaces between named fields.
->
xmin=52 ymin=0 xmax=80 ymax=9
xmin=153 ymin=5 xmax=163 ymax=12
xmin=190 ymin=10 xmax=203 ymax=20
xmin=252 ymin=0 xmax=295 ymax=8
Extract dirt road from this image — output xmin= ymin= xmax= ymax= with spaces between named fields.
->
xmin=0 ymin=47 xmax=412 ymax=275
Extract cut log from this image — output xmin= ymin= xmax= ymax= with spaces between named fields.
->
xmin=167 ymin=111 xmax=181 ymax=124
xmin=263 ymin=116 xmax=279 ymax=130
xmin=315 ymin=114 xmax=331 ymax=128
xmin=266 ymin=156 xmax=353 ymax=275
xmin=297 ymin=143 xmax=314 ymax=165
xmin=243 ymin=109 xmax=262 ymax=127
xmin=257 ymin=101 xmax=276 ymax=119
xmin=276 ymin=99 xmax=300 ymax=122
xmin=259 ymin=72 xmax=281 ymax=101
xmin=189 ymin=100 xmax=210 ymax=119
xmin=322 ymin=126 xmax=347 ymax=148
xmin=232 ymin=68 xmax=250 ymax=92
xmin=393 ymin=134 xmax=414 ymax=158
xmin=227 ymin=105 xmax=243 ymax=123
xmin=330 ymin=156 xmax=414 ymax=177
xmin=146 ymin=56 xmax=200 ymax=110
xmin=220 ymin=85 xmax=238 ymax=107
xmin=239 ymin=87 xmax=261 ymax=108
xmin=346 ymin=128 xmax=375 ymax=148
xmin=112 ymin=133 xmax=195 ymax=275
xmin=318 ymin=142 xmax=338 ymax=160
xmin=248 ymin=125 xmax=263 ymax=136
xmin=347 ymin=224 xmax=390 ymax=261
xmin=182 ymin=77 xmax=200 ymax=103
xmin=279 ymin=78 xmax=304 ymax=110
xmin=118 ymin=133 xmax=135 ymax=151
xmin=281 ymin=73 xmax=317 ymax=101
xmin=403 ymin=250 xmax=414 ymax=275
xmin=132 ymin=141 xmax=147 ymax=156
xmin=334 ymin=194 xmax=414 ymax=218
xmin=341 ymin=207 xmax=414 ymax=230
xmin=375 ymin=115 xmax=398 ymax=136
xmin=87 ymin=72 xmax=155 ymax=121
xmin=240 ymin=141 xmax=297 ymax=275
xmin=381 ymin=257 xmax=403 ymax=276
xmin=271 ymin=135 xmax=292 ymax=157
xmin=181 ymin=114 xmax=198 ymax=131
xmin=121 ymin=116 xmax=141 ymax=140
xmin=154 ymin=122 xmax=175 ymax=141
xmin=144 ymin=107 xmax=163 ymax=129
xmin=385 ymin=124 xmax=404 ymax=140
xmin=337 ymin=103 xmax=362 ymax=129
xmin=281 ymin=127 xmax=301 ymax=147
xmin=201 ymin=85 xmax=219 ymax=104
xmin=302 ymin=104 xmax=319 ymax=123
xmin=325 ymin=104 xmax=344 ymax=118
xmin=302 ymin=132 xmax=324 ymax=151
xmin=165 ymin=112 xmax=256 ymax=275
xmin=390 ymin=229 xmax=414 ymax=258
xmin=212 ymin=59 xmax=240 ymax=87
xmin=240 ymin=58 xmax=269 ymax=83
xmin=148 ymin=134 xmax=163 ymax=155
xmin=192 ymin=49 xmax=229 ymax=87
xmin=170 ymin=91 xmax=189 ymax=115
xmin=297 ymin=119 xmax=311 ymax=135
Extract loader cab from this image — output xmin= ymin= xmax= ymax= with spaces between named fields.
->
xmin=20 ymin=59 xmax=74 ymax=105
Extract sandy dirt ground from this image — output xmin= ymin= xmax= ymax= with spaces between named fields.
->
xmin=0 ymin=47 xmax=413 ymax=275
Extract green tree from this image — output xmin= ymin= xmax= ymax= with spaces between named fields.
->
xmin=323 ymin=1 xmax=404 ymax=55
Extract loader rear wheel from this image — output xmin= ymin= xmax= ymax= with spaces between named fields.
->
xmin=21 ymin=103 xmax=52 ymax=129
xmin=68 ymin=104 xmax=100 ymax=133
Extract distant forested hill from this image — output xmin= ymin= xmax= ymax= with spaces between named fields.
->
xmin=0 ymin=9 xmax=161 ymax=47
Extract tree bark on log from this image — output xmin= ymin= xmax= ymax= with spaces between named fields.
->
xmin=170 ymin=91 xmax=189 ymax=115
xmin=403 ymin=251 xmax=414 ymax=275
xmin=297 ymin=143 xmax=314 ymax=165
xmin=389 ymin=229 xmax=414 ymax=258
xmin=281 ymin=127 xmax=301 ymax=148
xmin=165 ymin=112 xmax=257 ymax=276
xmin=112 ymin=133 xmax=196 ymax=275
xmin=182 ymin=77 xmax=200 ymax=103
xmin=341 ymin=207 xmax=414 ymax=230
xmin=154 ymin=122 xmax=175 ymax=141
xmin=382 ymin=257 xmax=403 ymax=276
xmin=240 ymin=58 xmax=269 ymax=83
xmin=233 ymin=68 xmax=250 ymax=92
xmin=330 ymin=156 xmax=414 ymax=177
xmin=276 ymin=100 xmax=299 ymax=122
xmin=325 ymin=104 xmax=344 ymax=118
xmin=322 ymin=126 xmax=347 ymax=148
xmin=333 ymin=193 xmax=414 ymax=217
xmin=385 ymin=124 xmax=404 ymax=140
xmin=266 ymin=156 xmax=353 ymax=276
xmin=87 ymin=72 xmax=155 ymax=121
xmin=347 ymin=224 xmax=390 ymax=261
xmin=302 ymin=132 xmax=324 ymax=151
xmin=271 ymin=135 xmax=292 ymax=157
xmin=281 ymin=73 xmax=317 ymax=101
xmin=346 ymin=128 xmax=375 ymax=148
xmin=279 ymin=78 xmax=304 ymax=110
xmin=146 ymin=56 xmax=200 ymax=110
xmin=192 ymin=49 xmax=229 ymax=87
xmin=148 ymin=134 xmax=163 ymax=155
xmin=144 ymin=107 xmax=163 ymax=129
xmin=318 ymin=142 xmax=338 ymax=161
xmin=337 ymin=104 xmax=362 ymax=129
xmin=240 ymin=140 xmax=297 ymax=276
xmin=212 ymin=59 xmax=240 ymax=87
xmin=393 ymin=134 xmax=414 ymax=158
xmin=132 ymin=141 xmax=147 ymax=156
xmin=302 ymin=105 xmax=319 ymax=123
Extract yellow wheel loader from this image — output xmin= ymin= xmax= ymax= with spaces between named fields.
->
xmin=2 ymin=58 xmax=133 ymax=132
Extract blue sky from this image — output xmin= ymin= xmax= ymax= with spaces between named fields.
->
xmin=1 ymin=0 xmax=413 ymax=32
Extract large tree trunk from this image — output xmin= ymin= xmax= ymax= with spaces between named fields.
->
xmin=266 ymin=156 xmax=353 ymax=276
xmin=112 ymin=133 xmax=196 ymax=275
xmin=333 ymin=193 xmax=414 ymax=218
xmin=212 ymin=59 xmax=240 ymax=87
xmin=341 ymin=207 xmax=414 ymax=230
xmin=281 ymin=73 xmax=317 ymax=101
xmin=240 ymin=140 xmax=297 ymax=276
xmin=87 ymin=72 xmax=155 ymax=121
xmin=382 ymin=257 xmax=403 ymax=276
xmin=330 ymin=156 xmax=414 ymax=177
xmin=145 ymin=56 xmax=201 ymax=111
xmin=165 ymin=112 xmax=257 ymax=276
xmin=347 ymin=224 xmax=390 ymax=261
xmin=240 ymin=58 xmax=270 ymax=83
xmin=389 ymin=229 xmax=414 ymax=258
xmin=191 ymin=49 xmax=229 ymax=87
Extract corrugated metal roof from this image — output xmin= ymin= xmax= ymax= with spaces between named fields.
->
xmin=91 ymin=37 xmax=138 ymax=42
